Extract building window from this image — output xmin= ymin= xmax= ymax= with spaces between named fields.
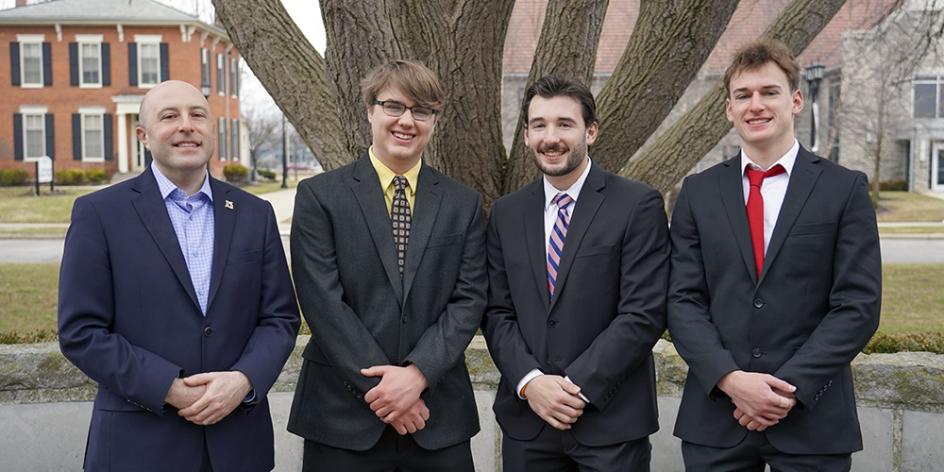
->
xmin=230 ymin=56 xmax=239 ymax=97
xmin=20 ymin=41 xmax=43 ymax=87
xmin=828 ymin=80 xmax=841 ymax=162
xmin=913 ymin=75 xmax=944 ymax=119
xmin=232 ymin=118 xmax=239 ymax=161
xmin=218 ymin=117 xmax=227 ymax=160
xmin=80 ymin=42 xmax=102 ymax=86
xmin=217 ymin=53 xmax=225 ymax=95
xmin=24 ymin=113 xmax=46 ymax=160
xmin=139 ymin=42 xmax=161 ymax=86
xmin=201 ymin=48 xmax=210 ymax=91
xmin=82 ymin=113 xmax=105 ymax=161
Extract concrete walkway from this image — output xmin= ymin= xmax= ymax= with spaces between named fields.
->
xmin=257 ymin=188 xmax=296 ymax=236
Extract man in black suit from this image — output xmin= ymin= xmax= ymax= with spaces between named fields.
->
xmin=287 ymin=60 xmax=486 ymax=471
xmin=668 ymin=39 xmax=881 ymax=471
xmin=483 ymin=76 xmax=669 ymax=471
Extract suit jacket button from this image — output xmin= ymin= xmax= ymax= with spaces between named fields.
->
xmin=751 ymin=348 xmax=762 ymax=358
xmin=203 ymin=326 xmax=213 ymax=337
xmin=401 ymin=316 xmax=408 ymax=324
xmin=547 ymin=320 xmax=557 ymax=328
xmin=753 ymin=298 xmax=765 ymax=309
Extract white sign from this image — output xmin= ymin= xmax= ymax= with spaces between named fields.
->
xmin=37 ymin=156 xmax=52 ymax=183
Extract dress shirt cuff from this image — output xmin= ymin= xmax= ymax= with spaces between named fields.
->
xmin=517 ymin=369 xmax=544 ymax=399
xmin=565 ymin=376 xmax=590 ymax=403
xmin=243 ymin=389 xmax=256 ymax=405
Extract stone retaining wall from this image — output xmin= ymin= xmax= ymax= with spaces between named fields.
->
xmin=1 ymin=337 xmax=942 ymax=471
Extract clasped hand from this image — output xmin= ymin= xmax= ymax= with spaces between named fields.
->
xmin=718 ymin=370 xmax=797 ymax=431
xmin=164 ymin=371 xmax=252 ymax=426
xmin=524 ymin=375 xmax=586 ymax=431
xmin=361 ymin=364 xmax=430 ymax=435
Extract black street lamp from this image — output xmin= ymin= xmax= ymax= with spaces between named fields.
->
xmin=805 ymin=63 xmax=825 ymax=152
xmin=281 ymin=113 xmax=288 ymax=189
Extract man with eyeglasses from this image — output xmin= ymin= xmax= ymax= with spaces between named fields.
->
xmin=288 ymin=59 xmax=486 ymax=471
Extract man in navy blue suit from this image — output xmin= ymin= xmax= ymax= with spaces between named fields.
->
xmin=58 ymin=80 xmax=300 ymax=472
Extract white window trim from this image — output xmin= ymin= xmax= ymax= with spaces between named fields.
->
xmin=17 ymin=36 xmax=45 ymax=89
xmin=137 ymin=41 xmax=161 ymax=89
xmin=79 ymin=107 xmax=107 ymax=163
xmin=21 ymin=109 xmax=47 ymax=163
xmin=913 ymin=74 xmax=943 ymax=119
xmin=217 ymin=54 xmax=225 ymax=96
xmin=77 ymin=36 xmax=104 ymax=89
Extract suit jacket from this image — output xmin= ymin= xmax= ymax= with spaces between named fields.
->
xmin=287 ymin=155 xmax=486 ymax=451
xmin=58 ymin=168 xmax=301 ymax=471
xmin=668 ymin=147 xmax=881 ymax=454
xmin=482 ymin=164 xmax=669 ymax=447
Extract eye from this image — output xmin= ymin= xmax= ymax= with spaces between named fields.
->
xmin=531 ymin=123 xmax=545 ymax=130
xmin=560 ymin=122 xmax=572 ymax=129
xmin=160 ymin=113 xmax=177 ymax=120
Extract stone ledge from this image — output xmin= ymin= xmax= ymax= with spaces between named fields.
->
xmin=2 ymin=337 xmax=942 ymax=411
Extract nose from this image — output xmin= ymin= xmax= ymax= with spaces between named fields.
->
xmin=748 ymin=92 xmax=764 ymax=111
xmin=178 ymin=115 xmax=195 ymax=132
xmin=397 ymin=110 xmax=416 ymax=127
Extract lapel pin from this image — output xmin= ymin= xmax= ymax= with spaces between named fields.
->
xmin=225 ymin=200 xmax=234 ymax=210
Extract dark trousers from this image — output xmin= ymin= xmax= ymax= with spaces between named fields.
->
xmin=682 ymin=432 xmax=852 ymax=472
xmin=503 ymin=425 xmax=651 ymax=472
xmin=302 ymin=427 xmax=474 ymax=472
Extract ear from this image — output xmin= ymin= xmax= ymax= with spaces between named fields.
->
xmin=585 ymin=121 xmax=599 ymax=146
xmin=366 ymin=104 xmax=375 ymax=124
xmin=135 ymin=126 xmax=148 ymax=148
xmin=523 ymin=123 xmax=531 ymax=147
xmin=724 ymin=98 xmax=734 ymax=123
xmin=792 ymin=88 xmax=804 ymax=116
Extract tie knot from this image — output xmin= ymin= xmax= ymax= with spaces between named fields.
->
xmin=393 ymin=175 xmax=408 ymax=191
xmin=553 ymin=193 xmax=573 ymax=209
xmin=746 ymin=164 xmax=785 ymax=187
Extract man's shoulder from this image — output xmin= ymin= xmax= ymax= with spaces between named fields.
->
xmin=593 ymin=166 xmax=659 ymax=200
xmin=422 ymin=164 xmax=481 ymax=202
xmin=211 ymin=178 xmax=269 ymax=209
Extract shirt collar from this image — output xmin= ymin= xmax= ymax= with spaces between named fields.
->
xmin=369 ymin=146 xmax=421 ymax=194
xmin=151 ymin=161 xmax=213 ymax=202
xmin=543 ymin=156 xmax=592 ymax=211
xmin=740 ymin=139 xmax=799 ymax=176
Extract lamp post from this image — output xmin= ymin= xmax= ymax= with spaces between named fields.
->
xmin=805 ymin=63 xmax=825 ymax=152
xmin=281 ymin=113 xmax=288 ymax=189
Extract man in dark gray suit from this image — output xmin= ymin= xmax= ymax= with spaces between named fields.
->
xmin=483 ymin=76 xmax=669 ymax=471
xmin=287 ymin=59 xmax=486 ymax=471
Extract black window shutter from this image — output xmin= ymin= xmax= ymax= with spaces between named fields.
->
xmin=45 ymin=114 xmax=55 ymax=159
xmin=216 ymin=54 xmax=223 ymax=93
xmin=72 ymin=113 xmax=82 ymax=160
xmin=200 ymin=49 xmax=207 ymax=88
xmin=128 ymin=43 xmax=138 ymax=86
xmin=101 ymin=43 xmax=111 ymax=86
xmin=13 ymin=113 xmax=23 ymax=160
xmin=159 ymin=43 xmax=169 ymax=81
xmin=10 ymin=42 xmax=20 ymax=86
xmin=234 ymin=59 xmax=239 ymax=97
xmin=103 ymin=114 xmax=114 ymax=160
xmin=42 ymin=42 xmax=52 ymax=86
xmin=69 ymin=42 xmax=79 ymax=86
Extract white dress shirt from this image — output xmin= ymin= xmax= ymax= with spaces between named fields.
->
xmin=740 ymin=139 xmax=798 ymax=254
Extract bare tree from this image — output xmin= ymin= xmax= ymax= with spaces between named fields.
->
xmin=242 ymin=104 xmax=281 ymax=181
xmin=212 ymin=0 xmax=851 ymax=205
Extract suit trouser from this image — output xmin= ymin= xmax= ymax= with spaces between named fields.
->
xmin=302 ymin=427 xmax=474 ymax=472
xmin=682 ymin=432 xmax=852 ymax=472
xmin=502 ymin=425 xmax=651 ymax=472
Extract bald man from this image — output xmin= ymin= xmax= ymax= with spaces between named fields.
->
xmin=58 ymin=80 xmax=300 ymax=472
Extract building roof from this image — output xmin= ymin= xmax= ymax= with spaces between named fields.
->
xmin=503 ymin=0 xmax=899 ymax=75
xmin=0 ymin=0 xmax=226 ymax=35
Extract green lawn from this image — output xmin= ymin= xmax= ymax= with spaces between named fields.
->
xmin=1 ymin=262 xmax=941 ymax=345
xmin=877 ymin=191 xmax=944 ymax=222
xmin=0 ymin=187 xmax=94 ymax=224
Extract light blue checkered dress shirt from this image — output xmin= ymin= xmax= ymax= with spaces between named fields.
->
xmin=151 ymin=163 xmax=215 ymax=315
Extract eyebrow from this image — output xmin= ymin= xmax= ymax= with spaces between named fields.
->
xmin=156 ymin=106 xmax=209 ymax=115
xmin=733 ymin=84 xmax=783 ymax=94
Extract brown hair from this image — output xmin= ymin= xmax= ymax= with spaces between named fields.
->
xmin=360 ymin=59 xmax=445 ymax=112
xmin=723 ymin=39 xmax=801 ymax=95
xmin=521 ymin=76 xmax=598 ymax=127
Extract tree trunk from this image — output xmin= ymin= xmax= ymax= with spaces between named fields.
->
xmin=212 ymin=0 xmax=347 ymax=170
xmin=503 ymin=0 xmax=610 ymax=193
xmin=623 ymin=0 xmax=849 ymax=193
xmin=592 ymin=0 xmax=738 ymax=174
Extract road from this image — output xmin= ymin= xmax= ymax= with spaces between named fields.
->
xmin=0 ymin=237 xmax=941 ymax=264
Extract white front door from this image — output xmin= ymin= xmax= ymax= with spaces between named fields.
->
xmin=933 ymin=142 xmax=944 ymax=192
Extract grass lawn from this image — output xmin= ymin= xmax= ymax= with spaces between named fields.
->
xmin=0 ymin=187 xmax=94 ymax=224
xmin=877 ymin=191 xmax=944 ymax=222
xmin=1 ymin=262 xmax=941 ymax=345
xmin=0 ymin=226 xmax=69 ymax=239
xmin=879 ymin=226 xmax=944 ymax=235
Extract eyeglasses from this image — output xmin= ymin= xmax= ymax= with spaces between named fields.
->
xmin=373 ymin=100 xmax=436 ymax=122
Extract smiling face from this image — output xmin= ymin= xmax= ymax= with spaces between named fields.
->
xmin=524 ymin=95 xmax=597 ymax=188
xmin=136 ymin=80 xmax=215 ymax=179
xmin=725 ymin=61 xmax=803 ymax=161
xmin=367 ymin=85 xmax=436 ymax=170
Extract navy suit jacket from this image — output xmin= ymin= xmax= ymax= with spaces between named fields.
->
xmin=58 ymin=168 xmax=300 ymax=471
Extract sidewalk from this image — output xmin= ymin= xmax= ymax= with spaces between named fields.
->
xmin=257 ymin=187 xmax=296 ymax=236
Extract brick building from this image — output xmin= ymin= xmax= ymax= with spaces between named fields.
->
xmin=0 ymin=0 xmax=245 ymax=180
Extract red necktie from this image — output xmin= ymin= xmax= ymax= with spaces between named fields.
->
xmin=745 ymin=164 xmax=785 ymax=277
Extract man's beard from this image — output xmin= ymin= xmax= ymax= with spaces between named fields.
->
xmin=531 ymin=141 xmax=587 ymax=177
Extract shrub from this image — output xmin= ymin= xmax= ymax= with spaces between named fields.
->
xmin=55 ymin=169 xmax=86 ymax=185
xmin=863 ymin=332 xmax=944 ymax=354
xmin=223 ymin=163 xmax=249 ymax=184
xmin=879 ymin=179 xmax=907 ymax=192
xmin=257 ymin=168 xmax=276 ymax=181
xmin=0 ymin=168 xmax=30 ymax=186
xmin=84 ymin=168 xmax=109 ymax=185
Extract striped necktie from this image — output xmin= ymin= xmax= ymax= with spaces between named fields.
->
xmin=547 ymin=193 xmax=574 ymax=299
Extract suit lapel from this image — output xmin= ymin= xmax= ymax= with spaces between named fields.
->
xmin=718 ymin=156 xmax=758 ymax=281
xmin=402 ymin=165 xmax=441 ymax=302
xmin=351 ymin=157 xmax=404 ymax=303
xmin=759 ymin=148 xmax=822 ymax=286
xmin=131 ymin=168 xmax=201 ymax=311
xmin=548 ymin=165 xmax=605 ymax=313
xmin=522 ymin=181 xmax=551 ymax=312
xmin=206 ymin=178 xmax=235 ymax=312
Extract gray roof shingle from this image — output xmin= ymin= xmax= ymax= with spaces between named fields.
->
xmin=0 ymin=0 xmax=207 ymax=25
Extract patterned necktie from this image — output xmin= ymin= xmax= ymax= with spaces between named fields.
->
xmin=547 ymin=193 xmax=574 ymax=299
xmin=391 ymin=176 xmax=412 ymax=275
xmin=745 ymin=164 xmax=785 ymax=277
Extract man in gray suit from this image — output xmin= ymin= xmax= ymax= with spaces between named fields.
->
xmin=287 ymin=59 xmax=486 ymax=471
